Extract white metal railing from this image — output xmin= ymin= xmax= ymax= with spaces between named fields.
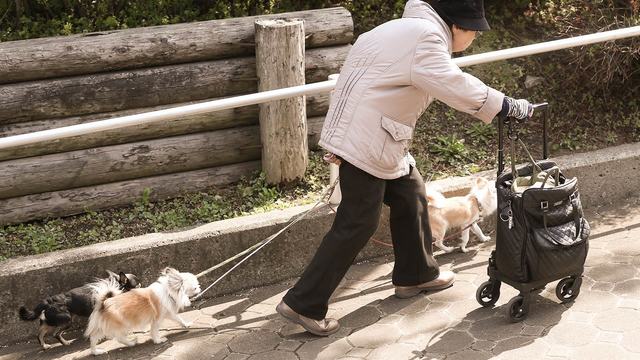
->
xmin=0 ymin=26 xmax=638 ymax=151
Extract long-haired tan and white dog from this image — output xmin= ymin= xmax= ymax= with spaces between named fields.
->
xmin=85 ymin=267 xmax=201 ymax=355
xmin=426 ymin=177 xmax=497 ymax=253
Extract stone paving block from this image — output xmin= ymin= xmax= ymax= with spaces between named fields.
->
xmin=621 ymin=329 xmax=640 ymax=353
xmin=453 ymin=272 xmax=479 ymax=284
xmin=446 ymin=299 xmax=489 ymax=320
xmin=458 ymin=306 xmax=499 ymax=322
xmin=159 ymin=335 xmax=228 ymax=359
xmin=216 ymin=311 xmax=270 ymax=331
xmin=245 ymin=283 xmax=290 ymax=306
xmin=258 ymin=318 xmax=289 ymax=332
xmin=545 ymin=322 xmax=599 ymax=347
xmin=445 ymin=348 xmax=492 ymax=360
xmin=617 ymin=298 xmax=640 ymax=309
xmin=469 ymin=316 xmax=525 ymax=342
xmin=337 ymin=305 xmax=381 ymax=329
xmin=378 ymin=295 xmax=431 ymax=316
xmin=228 ymin=330 xmax=282 ymax=354
xmin=471 ymin=340 xmax=496 ymax=352
xmin=344 ymin=262 xmax=392 ymax=282
xmin=423 ymin=300 xmax=452 ymax=313
xmin=590 ymin=281 xmax=615 ymax=292
xmin=563 ymin=310 xmax=592 ymax=324
xmin=322 ymin=326 xmax=351 ymax=341
xmin=376 ymin=314 xmax=403 ymax=325
xmin=453 ymin=319 xmax=473 ymax=331
xmin=210 ymin=331 xmax=241 ymax=344
xmin=608 ymin=236 xmax=640 ymax=256
xmin=422 ymin=330 xmax=474 ymax=355
xmin=567 ymin=290 xmax=618 ymax=313
xmin=612 ymin=279 xmax=640 ymax=297
xmin=365 ymin=342 xmax=420 ymax=360
xmin=493 ymin=337 xmax=550 ymax=359
xmin=296 ymin=337 xmax=352 ymax=360
xmin=426 ymin=282 xmax=476 ymax=303
xmin=397 ymin=331 xmax=439 ymax=347
xmin=585 ymin=263 xmax=636 ymax=283
xmin=225 ymin=354 xmax=250 ymax=360
xmin=546 ymin=345 xmax=575 ymax=358
xmin=345 ymin=347 xmax=371 ymax=358
xmin=521 ymin=325 xmax=545 ymax=336
xmin=201 ymin=296 xmax=252 ymax=317
xmin=248 ymin=349 xmax=298 ymax=360
xmin=336 ymin=279 xmax=371 ymax=292
xmin=245 ymin=303 xmax=278 ymax=316
xmin=421 ymin=353 xmax=446 ymax=360
xmin=347 ymin=324 xmax=401 ymax=348
xmin=581 ymin=275 xmax=596 ymax=290
xmin=396 ymin=311 xmax=451 ymax=337
xmin=596 ymin=331 xmax=623 ymax=344
xmin=571 ymin=342 xmax=635 ymax=360
xmin=6 ymin=197 xmax=640 ymax=360
xmin=593 ymin=308 xmax=640 ymax=332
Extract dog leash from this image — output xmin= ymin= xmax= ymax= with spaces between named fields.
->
xmin=190 ymin=177 xmax=340 ymax=303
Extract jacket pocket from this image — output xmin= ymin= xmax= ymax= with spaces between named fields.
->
xmin=368 ymin=115 xmax=413 ymax=168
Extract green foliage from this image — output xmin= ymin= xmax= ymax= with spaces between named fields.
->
xmin=0 ymin=0 xmax=408 ymax=41
xmin=465 ymin=123 xmax=497 ymax=145
xmin=0 ymin=151 xmax=331 ymax=260
xmin=429 ymin=134 xmax=469 ymax=166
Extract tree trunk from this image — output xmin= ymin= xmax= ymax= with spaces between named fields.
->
xmin=0 ymin=45 xmax=349 ymax=125
xmin=0 ymin=116 xmax=328 ymax=199
xmin=0 ymin=161 xmax=261 ymax=225
xmin=255 ymin=19 xmax=307 ymax=184
xmin=0 ymin=127 xmax=262 ymax=199
xmin=0 ymin=7 xmax=353 ymax=84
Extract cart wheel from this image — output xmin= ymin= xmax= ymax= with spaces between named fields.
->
xmin=476 ymin=280 xmax=501 ymax=307
xmin=556 ymin=277 xmax=581 ymax=303
xmin=506 ymin=295 xmax=529 ymax=322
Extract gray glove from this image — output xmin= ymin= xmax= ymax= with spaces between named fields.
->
xmin=500 ymin=96 xmax=534 ymax=120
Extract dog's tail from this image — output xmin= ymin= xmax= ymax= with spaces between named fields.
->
xmin=89 ymin=277 xmax=122 ymax=312
xmin=19 ymin=303 xmax=49 ymax=321
xmin=84 ymin=277 xmax=122 ymax=339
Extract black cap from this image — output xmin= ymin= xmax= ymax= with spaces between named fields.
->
xmin=430 ymin=0 xmax=490 ymax=31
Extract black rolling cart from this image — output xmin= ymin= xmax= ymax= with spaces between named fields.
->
xmin=475 ymin=103 xmax=590 ymax=322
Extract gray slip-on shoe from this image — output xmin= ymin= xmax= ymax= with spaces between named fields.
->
xmin=394 ymin=270 xmax=456 ymax=299
xmin=276 ymin=300 xmax=340 ymax=336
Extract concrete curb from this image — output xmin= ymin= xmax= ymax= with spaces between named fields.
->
xmin=1 ymin=142 xmax=639 ymax=345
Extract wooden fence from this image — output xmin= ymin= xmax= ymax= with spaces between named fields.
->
xmin=0 ymin=7 xmax=353 ymax=225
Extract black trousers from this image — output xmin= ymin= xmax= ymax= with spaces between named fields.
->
xmin=283 ymin=160 xmax=440 ymax=320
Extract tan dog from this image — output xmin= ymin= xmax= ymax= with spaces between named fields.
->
xmin=84 ymin=267 xmax=201 ymax=355
xmin=426 ymin=177 xmax=497 ymax=253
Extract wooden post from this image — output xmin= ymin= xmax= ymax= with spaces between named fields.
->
xmin=255 ymin=19 xmax=307 ymax=185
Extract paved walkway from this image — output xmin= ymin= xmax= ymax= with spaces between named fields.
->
xmin=2 ymin=196 xmax=640 ymax=360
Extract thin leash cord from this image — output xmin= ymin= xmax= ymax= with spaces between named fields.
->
xmin=190 ymin=177 xmax=340 ymax=302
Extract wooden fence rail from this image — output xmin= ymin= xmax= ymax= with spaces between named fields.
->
xmin=0 ymin=7 xmax=352 ymax=225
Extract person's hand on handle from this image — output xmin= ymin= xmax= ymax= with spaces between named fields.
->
xmin=499 ymin=96 xmax=534 ymax=121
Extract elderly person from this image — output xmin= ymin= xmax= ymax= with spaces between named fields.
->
xmin=277 ymin=0 xmax=533 ymax=336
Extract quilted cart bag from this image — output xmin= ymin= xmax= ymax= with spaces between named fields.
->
xmin=475 ymin=103 xmax=590 ymax=322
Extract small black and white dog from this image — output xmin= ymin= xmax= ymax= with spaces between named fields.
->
xmin=19 ymin=270 xmax=141 ymax=349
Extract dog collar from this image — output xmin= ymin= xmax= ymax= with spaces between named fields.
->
xmin=471 ymin=195 xmax=484 ymax=218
